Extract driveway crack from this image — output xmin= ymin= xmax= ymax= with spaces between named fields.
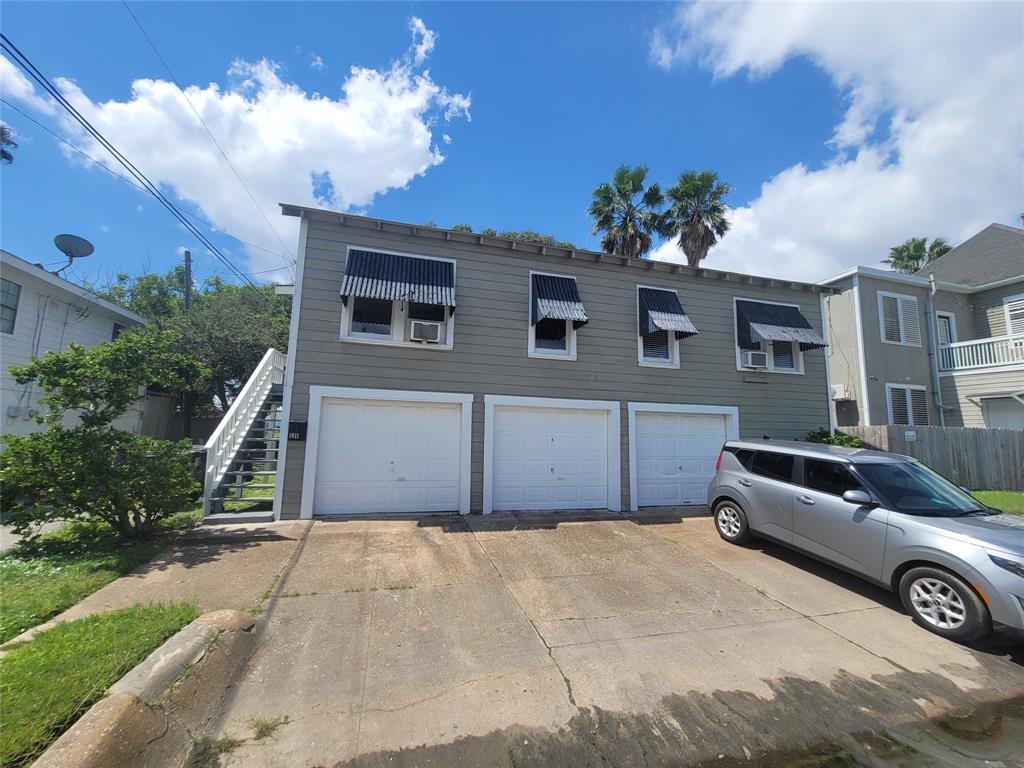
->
xmin=468 ymin=525 xmax=582 ymax=711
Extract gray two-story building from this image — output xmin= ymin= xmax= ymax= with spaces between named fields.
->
xmin=821 ymin=223 xmax=1023 ymax=431
xmin=256 ymin=207 xmax=835 ymax=520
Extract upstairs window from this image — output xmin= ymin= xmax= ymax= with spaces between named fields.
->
xmin=734 ymin=299 xmax=826 ymax=375
xmin=339 ymin=249 xmax=455 ymax=348
xmin=936 ymin=312 xmax=957 ymax=345
xmin=111 ymin=322 xmax=126 ymax=340
xmin=529 ymin=272 xmax=587 ymax=360
xmin=1005 ymin=294 xmax=1024 ymax=336
xmin=887 ymin=383 xmax=929 ymax=426
xmin=878 ymin=291 xmax=921 ymax=346
xmin=637 ymin=286 xmax=698 ymax=368
xmin=1 ymin=278 xmax=21 ymax=334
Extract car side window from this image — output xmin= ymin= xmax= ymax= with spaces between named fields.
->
xmin=749 ymin=451 xmax=794 ymax=483
xmin=732 ymin=449 xmax=755 ymax=469
xmin=803 ymin=459 xmax=864 ymax=496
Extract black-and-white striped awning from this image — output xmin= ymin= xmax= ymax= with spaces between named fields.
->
xmin=532 ymin=274 xmax=588 ymax=328
xmin=639 ymin=288 xmax=698 ymax=339
xmin=340 ymin=250 xmax=455 ymax=307
xmin=736 ymin=300 xmax=827 ymax=351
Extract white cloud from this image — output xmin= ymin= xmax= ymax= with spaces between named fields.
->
xmin=409 ymin=17 xmax=436 ymax=66
xmin=310 ymin=53 xmax=325 ymax=72
xmin=0 ymin=55 xmax=56 ymax=115
xmin=100 ymin=224 xmax=110 ymax=233
xmin=2 ymin=17 xmax=468 ymax=279
xmin=650 ymin=2 xmax=1024 ymax=281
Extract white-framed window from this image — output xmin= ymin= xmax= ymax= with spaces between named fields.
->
xmin=878 ymin=291 xmax=922 ymax=346
xmin=935 ymin=311 xmax=957 ymax=346
xmin=528 ymin=271 xmax=580 ymax=361
xmin=1004 ymin=294 xmax=1024 ymax=336
xmin=886 ymin=383 xmax=929 ymax=425
xmin=341 ymin=297 xmax=454 ymax=348
xmin=636 ymin=286 xmax=680 ymax=369
xmin=733 ymin=297 xmax=806 ymax=375
xmin=1 ymin=277 xmax=20 ymax=334
xmin=338 ymin=249 xmax=455 ymax=350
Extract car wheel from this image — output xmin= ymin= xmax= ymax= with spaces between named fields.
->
xmin=898 ymin=566 xmax=991 ymax=643
xmin=713 ymin=500 xmax=752 ymax=544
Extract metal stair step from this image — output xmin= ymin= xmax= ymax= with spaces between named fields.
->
xmin=221 ymin=482 xmax=276 ymax=489
xmin=211 ymin=495 xmax=275 ymax=504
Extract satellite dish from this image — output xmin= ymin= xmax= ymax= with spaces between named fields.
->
xmin=52 ymin=234 xmax=94 ymax=274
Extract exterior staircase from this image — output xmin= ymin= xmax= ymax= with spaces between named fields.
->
xmin=203 ymin=348 xmax=286 ymax=523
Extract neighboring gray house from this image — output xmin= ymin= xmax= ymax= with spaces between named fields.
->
xmin=820 ymin=223 xmax=1024 ymax=431
xmin=211 ymin=207 xmax=837 ymax=521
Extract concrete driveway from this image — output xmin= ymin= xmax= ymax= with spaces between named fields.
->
xmin=211 ymin=511 xmax=1024 ymax=767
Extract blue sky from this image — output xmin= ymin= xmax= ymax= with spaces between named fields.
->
xmin=1 ymin=2 xmax=1020 ymax=287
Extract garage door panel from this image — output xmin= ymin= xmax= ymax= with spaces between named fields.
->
xmin=491 ymin=404 xmax=611 ymax=512
xmin=312 ymin=398 xmax=464 ymax=516
xmin=634 ymin=410 xmax=728 ymax=508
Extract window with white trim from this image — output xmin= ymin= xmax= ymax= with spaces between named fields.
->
xmin=1 ymin=278 xmax=20 ymax=334
xmin=878 ymin=291 xmax=921 ymax=346
xmin=528 ymin=272 xmax=585 ymax=360
xmin=936 ymin=312 xmax=957 ymax=345
xmin=733 ymin=298 xmax=813 ymax=375
xmin=341 ymin=297 xmax=454 ymax=348
xmin=886 ymin=384 xmax=929 ymax=425
xmin=636 ymin=286 xmax=685 ymax=368
xmin=1005 ymin=294 xmax=1024 ymax=336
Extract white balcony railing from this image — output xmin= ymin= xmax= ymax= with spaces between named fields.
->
xmin=939 ymin=333 xmax=1024 ymax=372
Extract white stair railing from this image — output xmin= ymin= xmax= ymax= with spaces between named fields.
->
xmin=939 ymin=333 xmax=1024 ymax=372
xmin=202 ymin=348 xmax=286 ymax=515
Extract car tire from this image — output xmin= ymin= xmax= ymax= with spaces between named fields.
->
xmin=898 ymin=566 xmax=991 ymax=643
xmin=713 ymin=500 xmax=752 ymax=544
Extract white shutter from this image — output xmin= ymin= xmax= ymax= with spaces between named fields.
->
xmin=899 ymin=296 xmax=921 ymax=345
xmin=909 ymin=389 xmax=929 ymax=425
xmin=642 ymin=330 xmax=670 ymax=359
xmin=888 ymin=387 xmax=910 ymax=425
xmin=1007 ymin=298 xmax=1024 ymax=335
xmin=880 ymin=295 xmax=902 ymax=342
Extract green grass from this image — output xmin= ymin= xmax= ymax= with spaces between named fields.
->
xmin=0 ymin=602 xmax=199 ymax=767
xmin=973 ymin=491 xmax=1024 ymax=515
xmin=0 ymin=509 xmax=201 ymax=644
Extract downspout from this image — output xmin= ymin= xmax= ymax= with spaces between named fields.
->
xmin=820 ymin=290 xmax=837 ymax=436
xmin=925 ymin=274 xmax=946 ymax=427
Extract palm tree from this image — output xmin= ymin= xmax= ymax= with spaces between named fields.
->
xmin=587 ymin=165 xmax=665 ymax=259
xmin=661 ymin=170 xmax=732 ymax=267
xmin=883 ymin=237 xmax=951 ymax=273
xmin=1 ymin=125 xmax=17 ymax=165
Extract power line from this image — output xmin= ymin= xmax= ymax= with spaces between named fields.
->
xmin=1 ymin=32 xmax=267 ymax=299
xmin=121 ymin=0 xmax=295 ymax=271
xmin=1 ymin=97 xmax=295 ymax=265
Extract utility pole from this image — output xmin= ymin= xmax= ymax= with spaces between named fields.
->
xmin=183 ymin=250 xmax=193 ymax=441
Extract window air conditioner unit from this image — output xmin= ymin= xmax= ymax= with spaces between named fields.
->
xmin=831 ymin=383 xmax=852 ymax=401
xmin=410 ymin=320 xmax=443 ymax=343
xmin=742 ymin=350 xmax=769 ymax=369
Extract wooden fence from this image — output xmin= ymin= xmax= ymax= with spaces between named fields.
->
xmin=839 ymin=425 xmax=1024 ymax=491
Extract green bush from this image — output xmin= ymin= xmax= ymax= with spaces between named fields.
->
xmin=1 ymin=427 xmax=199 ymax=540
xmin=805 ymin=427 xmax=863 ymax=448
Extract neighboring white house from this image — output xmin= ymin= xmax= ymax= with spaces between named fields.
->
xmin=0 ymin=248 xmax=162 ymax=438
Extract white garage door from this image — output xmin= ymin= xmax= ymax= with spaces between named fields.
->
xmin=492 ymin=405 xmax=608 ymax=511
xmin=635 ymin=411 xmax=727 ymax=506
xmin=984 ymin=397 xmax=1024 ymax=430
xmin=312 ymin=399 xmax=463 ymax=515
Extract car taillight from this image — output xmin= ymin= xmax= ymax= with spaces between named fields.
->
xmin=715 ymin=451 xmax=724 ymax=471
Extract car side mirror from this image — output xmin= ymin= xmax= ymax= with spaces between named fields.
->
xmin=842 ymin=489 xmax=876 ymax=506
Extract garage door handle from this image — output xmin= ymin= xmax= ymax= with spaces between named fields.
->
xmin=797 ymin=495 xmax=815 ymax=506
xmin=739 ymin=479 xmax=752 ymax=487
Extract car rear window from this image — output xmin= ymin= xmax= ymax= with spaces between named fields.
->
xmin=803 ymin=459 xmax=864 ymax=497
xmin=748 ymin=451 xmax=794 ymax=483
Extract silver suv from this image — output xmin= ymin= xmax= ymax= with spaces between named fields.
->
xmin=707 ymin=439 xmax=1024 ymax=643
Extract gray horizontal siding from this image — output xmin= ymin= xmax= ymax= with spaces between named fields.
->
xmin=941 ymin=370 xmax=1024 ymax=427
xmin=280 ymin=217 xmax=832 ymax=517
xmin=972 ymin=282 xmax=1023 ymax=338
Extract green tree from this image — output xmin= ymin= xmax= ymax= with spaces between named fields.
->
xmin=450 ymin=224 xmax=575 ymax=248
xmin=661 ymin=170 xmax=732 ymax=268
xmin=1 ymin=329 xmax=207 ymax=539
xmin=882 ymin=237 xmax=952 ymax=273
xmin=98 ymin=266 xmax=188 ymax=324
xmin=587 ymin=165 xmax=665 ymax=259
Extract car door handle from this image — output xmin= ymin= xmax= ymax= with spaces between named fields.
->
xmin=738 ymin=479 xmax=752 ymax=487
xmin=797 ymin=495 xmax=815 ymax=505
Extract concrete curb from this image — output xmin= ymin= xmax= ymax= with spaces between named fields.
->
xmin=31 ymin=609 xmax=259 ymax=768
